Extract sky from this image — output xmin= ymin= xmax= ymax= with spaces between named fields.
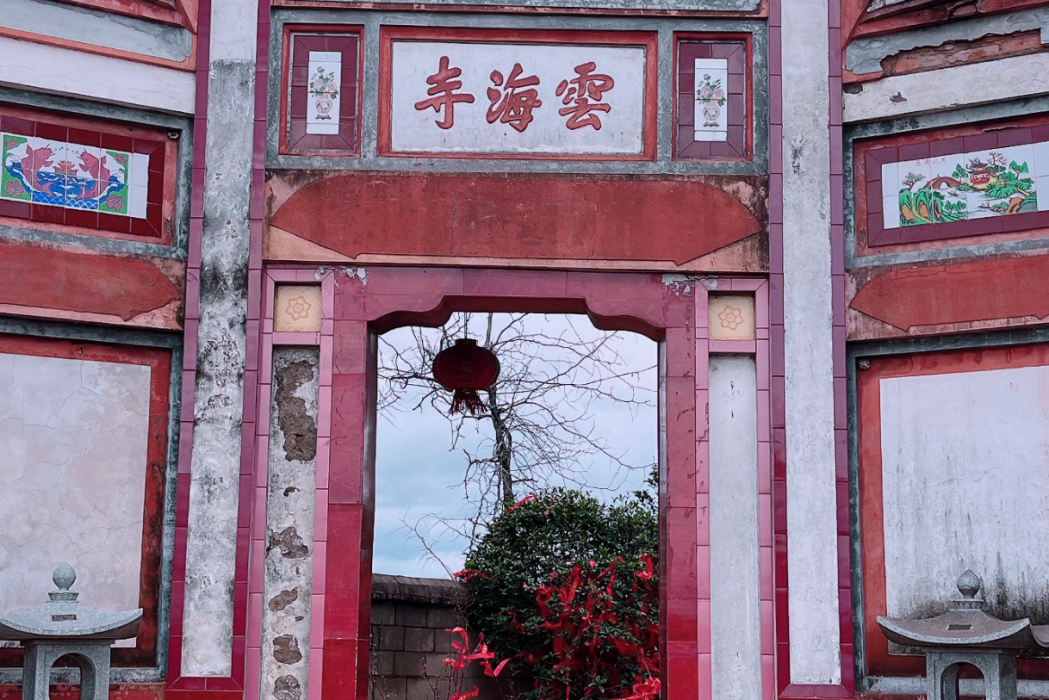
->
xmin=373 ymin=313 xmax=658 ymax=578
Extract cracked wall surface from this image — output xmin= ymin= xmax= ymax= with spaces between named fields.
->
xmin=181 ymin=0 xmax=260 ymax=676
xmin=0 ymin=353 xmax=150 ymax=616
xmin=261 ymin=348 xmax=320 ymax=700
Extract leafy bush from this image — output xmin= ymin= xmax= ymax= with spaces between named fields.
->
xmin=457 ymin=488 xmax=658 ymax=700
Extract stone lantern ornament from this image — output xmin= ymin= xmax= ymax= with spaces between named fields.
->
xmin=0 ymin=563 xmax=142 ymax=700
xmin=877 ymin=570 xmax=1049 ymax=700
xmin=432 ymin=337 xmax=501 ymax=416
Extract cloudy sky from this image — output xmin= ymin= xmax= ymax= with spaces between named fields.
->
xmin=373 ymin=313 xmax=658 ymax=578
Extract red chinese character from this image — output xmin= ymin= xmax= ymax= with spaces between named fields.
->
xmin=486 ymin=63 xmax=542 ymax=133
xmin=555 ymin=62 xmax=614 ymax=131
xmin=414 ymin=56 xmax=475 ymax=130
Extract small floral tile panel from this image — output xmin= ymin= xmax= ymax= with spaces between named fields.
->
xmin=1 ymin=132 xmax=149 ymax=217
xmin=708 ymin=293 xmax=755 ymax=341
xmin=882 ymin=141 xmax=1047 ymax=229
xmin=274 ymin=284 xmax=323 ymax=333
xmin=307 ymin=51 xmax=342 ymax=135
xmin=693 ymin=58 xmax=728 ymax=142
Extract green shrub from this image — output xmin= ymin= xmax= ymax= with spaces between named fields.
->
xmin=457 ymin=487 xmax=658 ymax=700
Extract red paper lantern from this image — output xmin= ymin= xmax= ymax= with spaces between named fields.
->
xmin=431 ymin=338 xmax=501 ymax=415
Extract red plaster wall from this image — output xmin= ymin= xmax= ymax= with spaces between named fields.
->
xmin=269 ymin=172 xmax=763 ymax=267
xmin=0 ymin=240 xmax=182 ymax=325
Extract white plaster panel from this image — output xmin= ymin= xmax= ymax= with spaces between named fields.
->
xmin=709 ymin=356 xmax=762 ymax=700
xmin=0 ymin=353 xmax=150 ymax=615
xmin=389 ymin=41 xmax=647 ymax=155
xmin=781 ymin=0 xmax=842 ymax=684
xmin=880 ymin=366 xmax=1049 ymax=619
xmin=0 ymin=37 xmax=195 ymax=115
xmin=843 ymin=53 xmax=1049 ymax=123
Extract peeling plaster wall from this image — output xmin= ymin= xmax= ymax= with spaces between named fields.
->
xmin=781 ymin=0 xmax=842 ymax=685
xmin=261 ymin=348 xmax=320 ymax=700
xmin=181 ymin=0 xmax=259 ymax=677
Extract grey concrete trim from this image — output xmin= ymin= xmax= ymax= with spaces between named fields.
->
xmin=843 ymin=96 xmax=1049 ymax=270
xmin=0 ymin=0 xmax=193 ymax=62
xmin=782 ymin=0 xmax=841 ymax=684
xmin=0 ymin=86 xmax=193 ymax=257
xmin=866 ymin=675 xmax=1049 ymax=696
xmin=846 ymin=328 xmax=1049 ymax=693
xmin=0 ymin=318 xmax=182 ymax=685
xmin=846 ymin=6 xmax=1049 ymax=75
xmin=843 ymin=52 xmax=1049 ymax=124
xmin=267 ymin=10 xmax=769 ymax=176
xmin=303 ymin=0 xmax=761 ymax=11
xmin=180 ymin=0 xmax=260 ymax=677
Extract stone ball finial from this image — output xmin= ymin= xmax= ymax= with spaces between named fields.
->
xmin=957 ymin=569 xmax=982 ymax=599
xmin=53 ymin=563 xmax=76 ymax=592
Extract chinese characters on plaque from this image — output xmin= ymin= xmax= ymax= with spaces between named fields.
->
xmin=389 ymin=41 xmax=647 ymax=155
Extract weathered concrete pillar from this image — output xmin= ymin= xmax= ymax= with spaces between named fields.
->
xmin=261 ymin=348 xmax=320 ymax=700
xmin=781 ymin=0 xmax=842 ymax=685
xmin=181 ymin=0 xmax=260 ymax=677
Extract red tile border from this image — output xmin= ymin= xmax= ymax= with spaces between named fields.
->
xmin=673 ymin=34 xmax=752 ymax=161
xmin=280 ymin=27 xmax=363 ymax=155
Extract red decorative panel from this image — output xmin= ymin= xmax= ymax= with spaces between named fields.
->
xmin=675 ymin=36 xmax=750 ymax=160
xmin=46 ymin=0 xmax=197 ymax=30
xmin=281 ymin=27 xmax=363 ymax=155
xmin=851 ymin=255 xmax=1049 ymax=331
xmin=0 ymin=240 xmax=181 ymax=323
xmin=0 ymin=104 xmax=177 ymax=243
xmin=854 ymin=115 xmax=1049 ymax=251
xmin=0 ymin=334 xmax=172 ymax=669
xmin=269 ymin=172 xmax=762 ymax=265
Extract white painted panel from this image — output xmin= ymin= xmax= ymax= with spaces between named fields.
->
xmin=709 ymin=356 xmax=762 ymax=700
xmin=843 ymin=53 xmax=1049 ymax=123
xmin=389 ymin=41 xmax=647 ymax=155
xmin=0 ymin=353 xmax=150 ymax=614
xmin=0 ymin=37 xmax=195 ymax=115
xmin=881 ymin=366 xmax=1049 ymax=618
xmin=782 ymin=0 xmax=842 ymax=685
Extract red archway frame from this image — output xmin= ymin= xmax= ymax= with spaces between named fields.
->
xmin=265 ymin=266 xmax=775 ymax=700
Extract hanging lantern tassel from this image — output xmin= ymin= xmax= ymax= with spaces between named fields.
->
xmin=432 ymin=338 xmax=501 ymax=416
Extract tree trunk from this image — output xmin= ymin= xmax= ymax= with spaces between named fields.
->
xmin=486 ymin=384 xmax=514 ymax=509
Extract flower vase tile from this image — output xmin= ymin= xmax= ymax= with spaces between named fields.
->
xmin=693 ymin=58 xmax=728 ymax=142
xmin=307 ymin=51 xmax=342 ymax=135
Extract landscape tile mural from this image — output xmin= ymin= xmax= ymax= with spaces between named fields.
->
xmin=1 ymin=132 xmax=149 ymax=218
xmin=881 ymin=141 xmax=1048 ymax=230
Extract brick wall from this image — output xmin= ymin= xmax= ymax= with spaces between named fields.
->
xmin=369 ymin=574 xmax=517 ymax=700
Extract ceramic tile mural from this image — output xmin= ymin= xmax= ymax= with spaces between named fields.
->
xmin=693 ymin=58 xmax=728 ymax=142
xmin=882 ymin=141 xmax=1049 ymax=230
xmin=0 ymin=132 xmax=149 ymax=218
xmin=306 ymin=51 xmax=342 ymax=135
